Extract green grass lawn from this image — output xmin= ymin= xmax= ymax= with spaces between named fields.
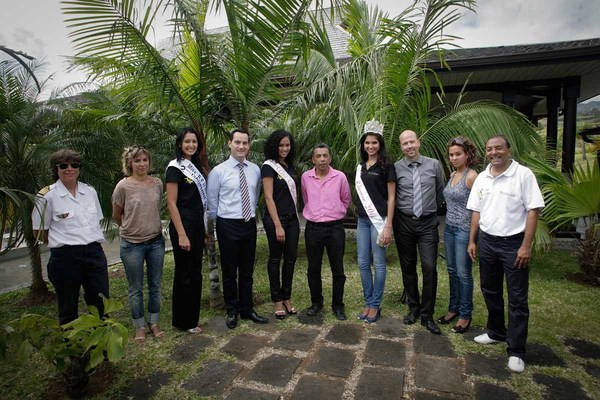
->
xmin=1 ymin=234 xmax=599 ymax=399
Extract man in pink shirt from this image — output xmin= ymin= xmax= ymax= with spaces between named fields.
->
xmin=301 ymin=144 xmax=351 ymax=320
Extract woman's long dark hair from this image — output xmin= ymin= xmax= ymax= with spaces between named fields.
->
xmin=263 ymin=129 xmax=295 ymax=167
xmin=174 ymin=128 xmax=202 ymax=167
xmin=359 ymin=133 xmax=391 ymax=168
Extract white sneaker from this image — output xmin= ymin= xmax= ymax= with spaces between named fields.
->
xmin=474 ymin=333 xmax=502 ymax=345
xmin=508 ymin=356 xmax=525 ymax=373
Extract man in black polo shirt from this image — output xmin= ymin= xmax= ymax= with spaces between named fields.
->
xmin=393 ymin=130 xmax=445 ymax=334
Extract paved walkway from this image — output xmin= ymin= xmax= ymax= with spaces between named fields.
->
xmin=123 ymin=315 xmax=599 ymax=399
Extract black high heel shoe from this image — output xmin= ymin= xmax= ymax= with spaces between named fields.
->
xmin=365 ymin=308 xmax=381 ymax=324
xmin=452 ymin=319 xmax=471 ymax=334
xmin=437 ymin=313 xmax=459 ymax=325
xmin=283 ymin=302 xmax=297 ymax=315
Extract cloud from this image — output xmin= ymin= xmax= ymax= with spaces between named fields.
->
xmin=12 ymin=28 xmax=47 ymax=57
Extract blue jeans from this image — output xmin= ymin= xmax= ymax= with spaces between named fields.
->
xmin=120 ymin=235 xmax=165 ymax=328
xmin=357 ymin=216 xmax=387 ymax=309
xmin=444 ymin=224 xmax=473 ymax=319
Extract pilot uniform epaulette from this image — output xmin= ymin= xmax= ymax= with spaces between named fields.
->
xmin=37 ymin=184 xmax=54 ymax=196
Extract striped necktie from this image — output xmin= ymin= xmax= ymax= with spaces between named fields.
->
xmin=411 ymin=161 xmax=422 ymax=217
xmin=238 ymin=163 xmax=252 ymax=221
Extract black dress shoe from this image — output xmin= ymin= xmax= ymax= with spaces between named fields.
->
xmin=421 ymin=319 xmax=442 ymax=335
xmin=332 ymin=308 xmax=347 ymax=321
xmin=226 ymin=313 xmax=238 ymax=329
xmin=452 ymin=319 xmax=471 ymax=334
xmin=306 ymin=304 xmax=323 ymax=316
xmin=241 ymin=311 xmax=269 ymax=324
xmin=403 ymin=310 xmax=420 ymax=325
xmin=437 ymin=313 xmax=459 ymax=325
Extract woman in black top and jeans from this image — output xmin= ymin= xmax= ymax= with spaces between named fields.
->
xmin=261 ymin=130 xmax=300 ymax=320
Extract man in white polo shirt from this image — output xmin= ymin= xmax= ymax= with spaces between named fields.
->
xmin=467 ymin=135 xmax=544 ymax=373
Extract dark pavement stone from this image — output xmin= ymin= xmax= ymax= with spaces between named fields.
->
xmin=355 ymin=366 xmax=404 ymax=400
xmin=474 ymin=382 xmax=519 ymax=400
xmin=363 ymin=338 xmax=406 ymax=368
xmin=583 ymin=361 xmax=600 ymax=382
xmin=226 ymin=387 xmax=280 ymax=400
xmin=291 ymin=375 xmax=345 ymax=400
xmin=465 ymin=353 xmax=510 ymax=381
xmin=565 ymin=338 xmax=600 ymax=360
xmin=527 ymin=343 xmax=567 ymax=367
xmin=325 ymin=323 xmax=365 ymax=345
xmin=272 ymin=328 xmax=320 ymax=352
xmin=533 ymin=373 xmax=591 ymax=400
xmin=413 ymin=392 xmax=451 ymax=400
xmin=249 ymin=354 xmax=302 ymax=387
xmin=462 ymin=326 xmax=487 ymax=342
xmin=223 ymin=334 xmax=270 ymax=361
xmin=297 ymin=311 xmax=324 ymax=325
xmin=204 ymin=316 xmax=231 ymax=336
xmin=369 ymin=317 xmax=407 ymax=338
xmin=182 ymin=359 xmax=243 ymax=397
xmin=414 ymin=331 xmax=456 ymax=357
xmin=306 ymin=346 xmax=356 ymax=377
xmin=171 ymin=335 xmax=215 ymax=363
xmin=415 ymin=354 xmax=465 ymax=395
xmin=122 ymin=371 xmax=171 ymax=399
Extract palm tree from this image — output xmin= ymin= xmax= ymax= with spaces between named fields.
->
xmin=0 ymin=59 xmax=57 ymax=302
xmin=278 ymin=0 xmax=543 ymax=178
xmin=60 ymin=0 xmax=342 ymax=307
xmin=527 ymin=157 xmax=600 ymax=284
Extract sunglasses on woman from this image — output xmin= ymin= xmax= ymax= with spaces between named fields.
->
xmin=57 ymin=163 xmax=81 ymax=170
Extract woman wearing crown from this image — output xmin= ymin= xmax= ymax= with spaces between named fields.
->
xmin=355 ymin=120 xmax=396 ymax=323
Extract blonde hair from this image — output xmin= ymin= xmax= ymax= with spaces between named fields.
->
xmin=121 ymin=146 xmax=151 ymax=176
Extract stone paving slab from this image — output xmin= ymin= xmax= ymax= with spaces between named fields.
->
xmin=368 ymin=316 xmax=407 ymax=338
xmin=182 ymin=359 xmax=243 ymax=397
xmin=223 ymin=334 xmax=270 ymax=361
xmin=203 ymin=316 xmax=231 ymax=336
xmin=325 ymin=323 xmax=364 ymax=345
xmin=564 ymin=338 xmax=600 ymax=360
xmin=122 ymin=371 xmax=171 ymax=399
xmin=249 ymin=354 xmax=302 ymax=387
xmin=527 ymin=343 xmax=567 ymax=367
xmin=226 ymin=387 xmax=280 ymax=400
xmin=272 ymin=328 xmax=320 ymax=352
xmin=291 ymin=375 xmax=345 ymax=400
xmin=473 ymin=382 xmax=518 ymax=400
xmin=171 ymin=335 xmax=215 ymax=363
xmin=363 ymin=338 xmax=406 ymax=368
xmin=533 ymin=373 xmax=591 ymax=400
xmin=415 ymin=354 xmax=465 ymax=395
xmin=414 ymin=331 xmax=456 ymax=357
xmin=465 ymin=353 xmax=510 ymax=381
xmin=355 ymin=365 xmax=404 ymax=399
xmin=297 ymin=311 xmax=324 ymax=325
xmin=306 ymin=346 xmax=356 ymax=377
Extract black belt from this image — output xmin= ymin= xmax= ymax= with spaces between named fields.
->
xmin=307 ymin=219 xmax=342 ymax=227
xmin=218 ymin=217 xmax=256 ymax=223
xmin=481 ymin=231 xmax=524 ymax=241
xmin=400 ymin=212 xmax=436 ymax=221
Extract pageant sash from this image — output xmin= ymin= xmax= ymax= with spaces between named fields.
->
xmin=167 ymin=159 xmax=208 ymax=226
xmin=355 ymin=164 xmax=387 ymax=247
xmin=263 ymin=159 xmax=299 ymax=219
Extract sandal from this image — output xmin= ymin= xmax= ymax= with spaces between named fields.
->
xmin=134 ymin=327 xmax=146 ymax=342
xmin=283 ymin=301 xmax=297 ymax=315
xmin=186 ymin=326 xmax=204 ymax=334
xmin=149 ymin=323 xmax=165 ymax=338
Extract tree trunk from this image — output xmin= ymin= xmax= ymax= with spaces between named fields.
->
xmin=22 ymin=236 xmax=53 ymax=304
xmin=207 ymin=238 xmax=224 ymax=309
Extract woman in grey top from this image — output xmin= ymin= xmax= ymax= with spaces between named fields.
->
xmin=438 ymin=137 xmax=479 ymax=334
xmin=112 ymin=146 xmax=165 ymax=342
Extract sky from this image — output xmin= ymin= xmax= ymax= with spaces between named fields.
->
xmin=1 ymin=0 xmax=600 ymax=98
